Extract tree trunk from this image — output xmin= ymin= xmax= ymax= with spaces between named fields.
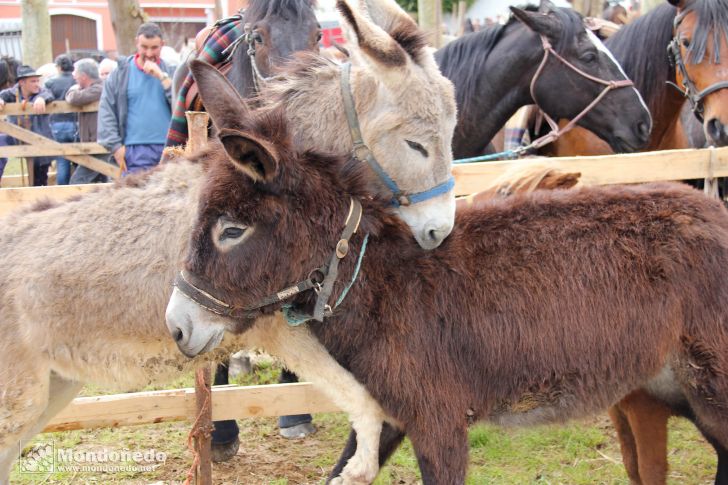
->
xmin=417 ymin=0 xmax=442 ymax=48
xmin=108 ymin=0 xmax=147 ymax=57
xmin=21 ymin=0 xmax=52 ymax=68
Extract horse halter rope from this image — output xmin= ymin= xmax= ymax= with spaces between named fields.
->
xmin=529 ymin=34 xmax=635 ymax=150
xmin=220 ymin=20 xmax=275 ymax=92
xmin=667 ymin=12 xmax=728 ymax=122
xmin=340 ymin=62 xmax=455 ymax=208
xmin=174 ymin=198 xmax=364 ymax=323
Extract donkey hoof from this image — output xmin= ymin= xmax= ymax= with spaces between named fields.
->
xmin=278 ymin=422 xmax=316 ymax=439
xmin=211 ymin=436 xmax=240 ymax=463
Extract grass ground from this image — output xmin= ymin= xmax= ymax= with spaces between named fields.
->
xmin=9 ymin=361 xmax=718 ymax=485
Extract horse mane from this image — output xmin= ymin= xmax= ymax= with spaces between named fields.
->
xmin=605 ymin=4 xmax=677 ymax=117
xmin=682 ymin=0 xmax=728 ymax=63
xmin=435 ymin=5 xmax=584 ymax=113
xmin=246 ymin=0 xmax=315 ymax=21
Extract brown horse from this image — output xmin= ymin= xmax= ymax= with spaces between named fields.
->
xmin=167 ymin=87 xmax=728 ymax=484
xmin=537 ymin=0 xmax=728 ymax=156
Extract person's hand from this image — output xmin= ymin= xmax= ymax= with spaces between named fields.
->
xmin=143 ymin=60 xmax=163 ymax=79
xmin=114 ymin=145 xmax=126 ymax=167
xmin=0 ymin=99 xmax=5 ymax=112
xmin=32 ymin=97 xmax=46 ymax=114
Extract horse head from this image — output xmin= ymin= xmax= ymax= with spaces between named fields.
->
xmin=166 ymin=59 xmax=388 ymax=352
xmin=667 ymin=0 xmax=728 ymax=146
xmin=510 ymin=0 xmax=652 ymax=152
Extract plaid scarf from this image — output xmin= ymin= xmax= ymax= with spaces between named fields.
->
xmin=165 ymin=12 xmax=245 ymax=147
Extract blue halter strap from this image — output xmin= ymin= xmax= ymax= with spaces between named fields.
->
xmin=340 ymin=62 xmax=455 ymax=207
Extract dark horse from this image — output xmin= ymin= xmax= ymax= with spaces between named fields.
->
xmin=166 ymin=80 xmax=728 ymax=484
xmin=166 ymin=0 xmax=321 ymax=146
xmin=167 ymin=0 xmax=321 ymax=461
xmin=434 ymin=0 xmax=651 ymax=160
xmin=537 ymin=0 xmax=728 ymax=155
xmin=0 ymin=56 xmax=20 ymax=90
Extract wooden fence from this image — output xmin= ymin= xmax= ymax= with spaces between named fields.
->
xmin=0 ymin=101 xmax=117 ymax=186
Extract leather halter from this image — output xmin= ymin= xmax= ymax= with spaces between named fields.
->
xmin=667 ymin=12 xmax=728 ymax=122
xmin=221 ymin=22 xmax=274 ymax=93
xmin=174 ymin=198 xmax=364 ymax=323
xmin=529 ymin=33 xmax=635 ymax=149
xmin=339 ymin=62 xmax=456 ymax=207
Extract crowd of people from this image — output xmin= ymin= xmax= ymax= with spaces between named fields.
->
xmin=0 ymin=22 xmax=174 ymax=186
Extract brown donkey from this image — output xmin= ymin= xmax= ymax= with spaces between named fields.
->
xmin=167 ymin=104 xmax=728 ymax=484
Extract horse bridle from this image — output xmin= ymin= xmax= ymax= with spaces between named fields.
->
xmin=220 ymin=18 xmax=275 ymax=93
xmin=667 ymin=11 xmax=728 ymax=122
xmin=528 ymin=33 xmax=635 ymax=150
xmin=339 ymin=62 xmax=456 ymax=207
xmin=174 ymin=198 xmax=364 ymax=323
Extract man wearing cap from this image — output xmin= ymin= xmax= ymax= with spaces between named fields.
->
xmin=97 ymin=22 xmax=175 ymax=175
xmin=45 ymin=54 xmax=79 ymax=185
xmin=0 ymin=65 xmax=55 ymax=186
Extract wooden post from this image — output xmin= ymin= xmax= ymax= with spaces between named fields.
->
xmin=417 ymin=0 xmax=442 ymax=48
xmin=194 ymin=366 xmax=213 ymax=485
xmin=185 ymin=112 xmax=209 ymax=156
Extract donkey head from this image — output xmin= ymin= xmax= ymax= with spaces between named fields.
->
xmin=166 ymin=60 xmax=386 ymax=355
xmin=510 ymin=0 xmax=652 ymax=152
xmin=337 ymin=0 xmax=458 ymax=250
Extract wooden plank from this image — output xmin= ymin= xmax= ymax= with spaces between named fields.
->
xmin=0 ymin=184 xmax=103 ymax=216
xmin=0 ymin=172 xmax=57 ymax=188
xmin=453 ymin=146 xmax=728 ymax=196
xmin=0 ymin=100 xmax=98 ymax=116
xmin=0 ymin=142 xmax=107 ymax=158
xmin=42 ymin=383 xmax=340 ymax=433
xmin=0 ymin=120 xmax=119 ymax=179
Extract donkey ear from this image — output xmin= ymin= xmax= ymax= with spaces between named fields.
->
xmin=510 ymin=6 xmax=561 ymax=39
xmin=189 ymin=60 xmax=250 ymax=133
xmin=357 ymin=0 xmax=427 ymax=62
xmin=336 ymin=0 xmax=408 ymax=67
xmin=217 ymin=129 xmax=279 ymax=183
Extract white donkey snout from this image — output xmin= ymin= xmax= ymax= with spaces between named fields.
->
xmin=165 ymin=287 xmax=227 ymax=357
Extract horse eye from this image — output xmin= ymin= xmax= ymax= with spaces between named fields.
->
xmin=317 ymin=31 xmax=323 ymax=42
xmin=581 ymin=52 xmax=597 ymax=63
xmin=681 ymin=38 xmax=691 ymax=49
xmin=220 ymin=226 xmax=246 ymax=241
xmin=406 ymin=140 xmax=429 ymax=157
xmin=252 ymin=32 xmax=263 ymax=43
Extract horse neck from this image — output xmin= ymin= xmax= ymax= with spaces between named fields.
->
xmin=450 ymin=30 xmax=542 ymax=158
xmin=647 ymin=89 xmax=687 ymax=150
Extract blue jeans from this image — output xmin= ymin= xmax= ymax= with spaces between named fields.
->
xmin=51 ymin=121 xmax=78 ymax=185
xmin=0 ymin=133 xmax=9 ymax=183
xmin=124 ymin=144 xmax=165 ymax=174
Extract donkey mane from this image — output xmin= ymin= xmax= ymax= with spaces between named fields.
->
xmin=435 ymin=5 xmax=583 ymax=117
xmin=604 ymin=4 xmax=677 ymax=117
xmin=682 ymin=0 xmax=728 ymax=63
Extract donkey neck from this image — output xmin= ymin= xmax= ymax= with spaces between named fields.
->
xmin=450 ymin=28 xmax=543 ymax=159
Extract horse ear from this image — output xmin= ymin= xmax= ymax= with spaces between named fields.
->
xmin=336 ymin=0 xmax=408 ymax=67
xmin=356 ymin=0 xmax=427 ymax=62
xmin=538 ymin=0 xmax=557 ymax=14
xmin=510 ymin=6 xmax=561 ymax=39
xmin=189 ymin=60 xmax=251 ymax=133
xmin=217 ymin=128 xmax=279 ymax=183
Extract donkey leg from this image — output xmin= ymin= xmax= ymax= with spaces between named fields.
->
xmin=608 ymin=403 xmax=642 ymax=485
xmin=0 ymin=371 xmax=81 ymax=483
xmin=328 ymin=421 xmax=406 ymax=484
xmin=210 ymin=360 xmax=241 ymax=463
xmin=409 ymin=422 xmax=469 ymax=485
xmin=619 ymin=390 xmax=672 ymax=485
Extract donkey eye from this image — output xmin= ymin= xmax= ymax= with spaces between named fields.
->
xmin=406 ymin=140 xmax=429 ymax=157
xmin=220 ymin=226 xmax=246 ymax=241
xmin=316 ymin=31 xmax=323 ymax=42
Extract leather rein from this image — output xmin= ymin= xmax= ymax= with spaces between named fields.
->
xmin=174 ymin=198 xmax=364 ymax=323
xmin=667 ymin=11 xmax=728 ymax=122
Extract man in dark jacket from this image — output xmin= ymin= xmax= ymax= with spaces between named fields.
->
xmin=45 ymin=54 xmax=78 ymax=184
xmin=66 ymin=58 xmax=106 ymax=184
xmin=97 ymin=22 xmax=174 ymax=175
xmin=0 ymin=65 xmax=55 ymax=186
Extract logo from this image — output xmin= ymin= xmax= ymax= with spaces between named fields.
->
xmin=18 ymin=443 xmax=55 ymax=474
